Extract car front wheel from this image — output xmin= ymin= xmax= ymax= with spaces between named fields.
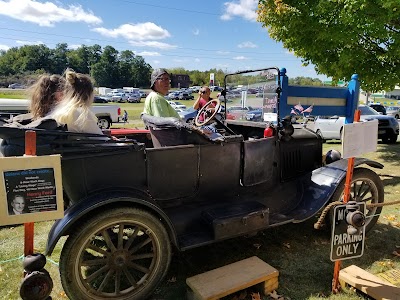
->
xmin=382 ymin=134 xmax=398 ymax=144
xmin=59 ymin=207 xmax=171 ymax=300
xmin=329 ymin=167 xmax=384 ymax=233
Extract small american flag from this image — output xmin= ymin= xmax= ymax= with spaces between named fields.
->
xmin=290 ymin=108 xmax=298 ymax=115
xmin=303 ymin=105 xmax=313 ymax=113
xmin=294 ymin=103 xmax=304 ymax=112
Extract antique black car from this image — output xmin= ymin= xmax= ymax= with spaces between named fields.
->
xmin=0 ymin=68 xmax=384 ymax=300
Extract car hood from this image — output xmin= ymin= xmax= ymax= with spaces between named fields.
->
xmin=361 ymin=115 xmax=395 ymax=121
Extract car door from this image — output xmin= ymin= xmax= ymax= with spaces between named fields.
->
xmin=315 ymin=116 xmax=343 ymax=139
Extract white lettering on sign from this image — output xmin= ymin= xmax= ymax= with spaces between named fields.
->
xmin=335 ymin=243 xmax=359 ymax=257
xmin=333 ymin=233 xmax=363 ymax=245
xmin=337 ymin=209 xmax=346 ymax=221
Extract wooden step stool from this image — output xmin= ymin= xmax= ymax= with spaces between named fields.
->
xmin=186 ymin=256 xmax=279 ymax=300
xmin=339 ymin=265 xmax=400 ymax=300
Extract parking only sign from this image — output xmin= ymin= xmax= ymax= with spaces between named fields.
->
xmin=330 ymin=203 xmax=366 ymax=261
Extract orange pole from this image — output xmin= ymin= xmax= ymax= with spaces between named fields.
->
xmin=332 ymin=110 xmax=361 ymax=293
xmin=24 ymin=130 xmax=36 ymax=256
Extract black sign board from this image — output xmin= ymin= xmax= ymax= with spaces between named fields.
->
xmin=330 ymin=203 xmax=365 ymax=261
xmin=4 ymin=168 xmax=57 ymax=215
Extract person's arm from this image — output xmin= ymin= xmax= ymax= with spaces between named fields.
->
xmin=193 ymin=95 xmax=201 ymax=110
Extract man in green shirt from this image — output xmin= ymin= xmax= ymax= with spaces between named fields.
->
xmin=143 ymin=69 xmax=180 ymax=118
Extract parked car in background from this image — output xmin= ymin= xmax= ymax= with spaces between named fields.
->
xmin=227 ymin=106 xmax=254 ymax=120
xmin=178 ymin=107 xmax=198 ymax=123
xmin=245 ymin=108 xmax=263 ymax=122
xmin=111 ymin=93 xmax=128 ymax=102
xmin=8 ymin=83 xmax=26 ymax=89
xmin=139 ymin=90 xmax=148 ymax=98
xmin=94 ymin=96 xmax=109 ymax=103
xmin=386 ymin=106 xmax=400 ymax=119
xmin=369 ymin=104 xmax=386 ymax=115
xmin=167 ymin=92 xmax=180 ymax=100
xmin=127 ymin=91 xmax=141 ymax=103
xmin=313 ymin=105 xmax=399 ymax=144
xmin=168 ymin=101 xmax=186 ymax=110
xmin=178 ymin=92 xmax=194 ymax=100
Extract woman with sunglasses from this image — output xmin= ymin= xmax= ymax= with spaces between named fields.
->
xmin=193 ymin=86 xmax=220 ymax=133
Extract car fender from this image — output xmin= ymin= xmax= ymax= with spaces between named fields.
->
xmin=45 ymin=191 xmax=177 ymax=255
xmin=292 ymin=157 xmax=383 ymax=222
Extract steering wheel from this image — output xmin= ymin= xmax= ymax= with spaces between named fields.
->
xmin=195 ymin=99 xmax=221 ymax=126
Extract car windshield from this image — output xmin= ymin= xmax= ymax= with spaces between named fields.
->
xmin=359 ymin=106 xmax=380 ymax=115
xmin=223 ymin=67 xmax=279 ymax=123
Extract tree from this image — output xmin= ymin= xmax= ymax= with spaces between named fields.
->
xmin=91 ymin=46 xmax=119 ymax=87
xmin=50 ymin=43 xmax=69 ymax=74
xmin=257 ymin=0 xmax=400 ymax=91
xmin=131 ymin=56 xmax=152 ymax=88
xmin=119 ymin=50 xmax=136 ymax=87
xmin=289 ymin=77 xmax=323 ymax=86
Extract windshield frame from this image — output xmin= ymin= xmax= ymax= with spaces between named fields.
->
xmin=222 ymin=67 xmax=281 ymax=122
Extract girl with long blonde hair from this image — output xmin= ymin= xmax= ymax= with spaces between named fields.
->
xmin=50 ymin=69 xmax=103 ymax=134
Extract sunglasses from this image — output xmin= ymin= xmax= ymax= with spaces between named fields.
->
xmin=157 ymin=77 xmax=170 ymax=82
xmin=200 ymin=91 xmax=207 ymax=94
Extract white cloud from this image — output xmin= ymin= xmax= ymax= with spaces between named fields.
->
xmin=16 ymin=40 xmax=43 ymax=45
xmin=195 ymin=58 xmax=200 ymax=62
xmin=0 ymin=0 xmax=102 ymax=27
xmin=69 ymin=44 xmax=81 ymax=50
xmin=216 ymin=50 xmax=230 ymax=55
xmin=135 ymin=51 xmax=161 ymax=57
xmin=0 ymin=44 xmax=10 ymax=51
xmin=93 ymin=22 xmax=170 ymax=41
xmin=233 ymin=56 xmax=248 ymax=60
xmin=129 ymin=40 xmax=176 ymax=50
xmin=192 ymin=28 xmax=200 ymax=35
xmin=238 ymin=41 xmax=257 ymax=48
xmin=221 ymin=0 xmax=257 ymax=21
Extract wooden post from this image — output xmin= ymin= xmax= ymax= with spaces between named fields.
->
xmin=332 ymin=109 xmax=361 ymax=293
xmin=24 ymin=130 xmax=36 ymax=256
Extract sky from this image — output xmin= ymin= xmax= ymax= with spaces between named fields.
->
xmin=0 ymin=0 xmax=329 ymax=82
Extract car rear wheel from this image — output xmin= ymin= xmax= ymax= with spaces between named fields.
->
xmin=59 ymin=207 xmax=171 ymax=300
xmin=97 ymin=117 xmax=111 ymax=129
xmin=329 ymin=167 xmax=384 ymax=233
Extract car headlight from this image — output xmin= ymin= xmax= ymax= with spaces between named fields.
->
xmin=247 ymin=114 xmax=254 ymax=118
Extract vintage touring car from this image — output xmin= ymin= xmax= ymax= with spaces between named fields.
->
xmin=0 ymin=68 xmax=384 ymax=300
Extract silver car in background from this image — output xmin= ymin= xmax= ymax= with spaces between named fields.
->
xmin=313 ymin=105 xmax=399 ymax=144
xmin=386 ymin=106 xmax=400 ymax=119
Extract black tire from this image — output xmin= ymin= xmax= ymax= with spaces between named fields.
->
xmin=59 ymin=207 xmax=171 ymax=300
xmin=382 ymin=134 xmax=397 ymax=144
xmin=329 ymin=167 xmax=384 ymax=233
xmin=97 ymin=117 xmax=111 ymax=129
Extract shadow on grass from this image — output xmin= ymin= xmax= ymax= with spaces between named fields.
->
xmin=375 ymin=144 xmax=400 ymax=163
xmin=151 ymin=219 xmax=400 ymax=300
xmin=380 ymin=174 xmax=400 ymax=188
